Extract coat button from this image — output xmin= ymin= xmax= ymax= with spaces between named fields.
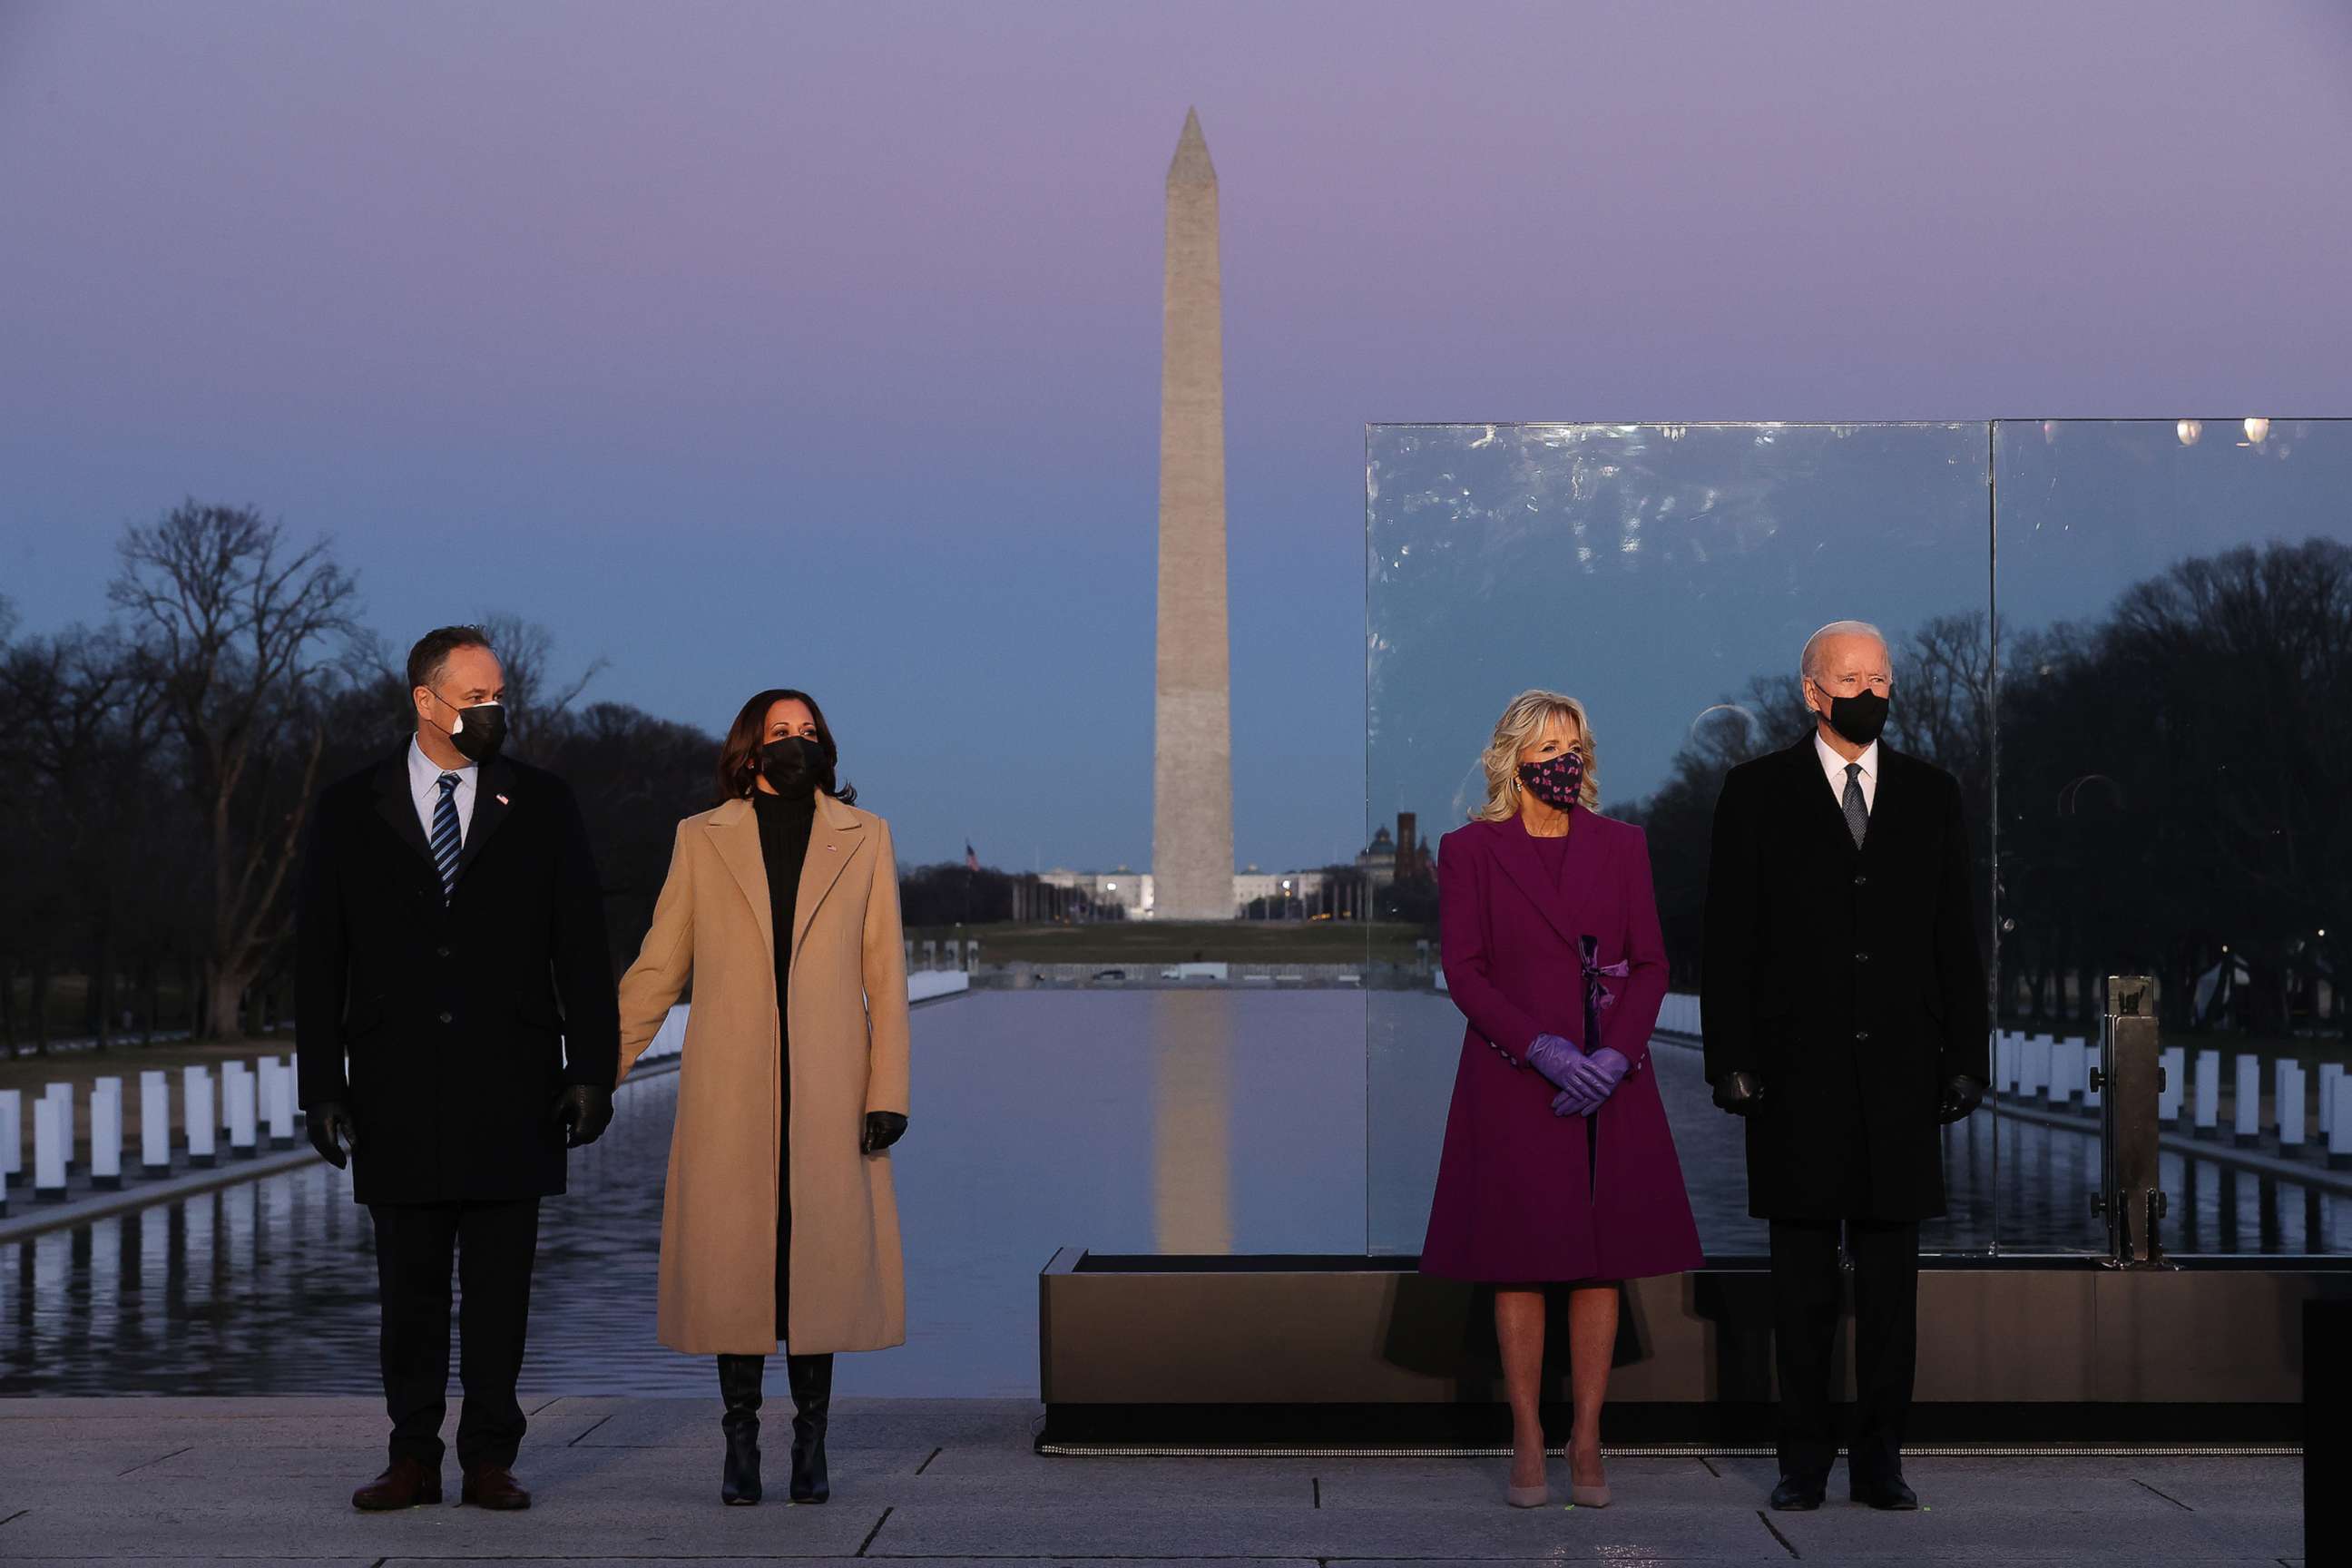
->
xmin=1855 ymin=951 xmax=1871 ymax=963
xmin=436 ymin=946 xmax=451 ymax=958
xmin=1855 ymin=1029 xmax=1871 ymax=1042
xmin=1854 ymin=874 xmax=1868 ymax=887
xmin=437 ymin=1011 xmax=454 ymax=1024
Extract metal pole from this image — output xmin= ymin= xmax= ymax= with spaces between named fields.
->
xmin=2092 ymin=974 xmax=2171 ymax=1268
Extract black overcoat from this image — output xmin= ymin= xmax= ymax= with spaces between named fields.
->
xmin=1700 ymin=737 xmax=1987 ymax=1221
xmin=296 ymin=745 xmax=620 ymax=1205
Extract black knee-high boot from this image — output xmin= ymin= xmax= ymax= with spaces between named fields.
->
xmin=716 ymin=1354 xmax=764 ymax=1504
xmin=786 ymin=1352 xmax=832 ymax=1503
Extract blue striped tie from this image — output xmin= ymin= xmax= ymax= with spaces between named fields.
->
xmin=431 ymin=773 xmax=463 ymax=904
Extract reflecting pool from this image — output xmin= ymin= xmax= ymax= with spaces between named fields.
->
xmin=5 ymin=990 xmax=2343 ymax=1397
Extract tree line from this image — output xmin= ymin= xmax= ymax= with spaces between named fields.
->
xmin=1613 ymin=536 xmax=2350 ymax=1040
xmin=11 ymin=505 xmax=2341 ymax=1049
xmin=3 ymin=502 xmax=916 ymax=1051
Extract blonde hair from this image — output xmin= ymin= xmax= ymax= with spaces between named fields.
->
xmin=1472 ymin=690 xmax=1601 ymax=822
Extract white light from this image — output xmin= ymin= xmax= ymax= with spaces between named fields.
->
xmin=1105 ymin=881 xmax=1117 ymax=890
xmin=2176 ymin=419 xmax=2202 ymax=446
xmin=2244 ymin=416 xmax=2269 ymax=444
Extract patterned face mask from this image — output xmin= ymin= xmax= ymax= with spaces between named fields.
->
xmin=1516 ymin=750 xmax=1584 ymax=809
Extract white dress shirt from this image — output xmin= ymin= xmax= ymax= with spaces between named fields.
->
xmin=1814 ymin=731 xmax=1879 ymax=815
xmin=407 ymin=736 xmax=478 ymax=846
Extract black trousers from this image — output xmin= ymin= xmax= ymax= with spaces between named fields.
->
xmin=1769 ymin=1217 xmax=1918 ymax=1485
xmin=369 ymin=1198 xmax=540 ymax=1471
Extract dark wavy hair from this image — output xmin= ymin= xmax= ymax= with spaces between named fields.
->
xmin=715 ymin=688 xmax=856 ymax=806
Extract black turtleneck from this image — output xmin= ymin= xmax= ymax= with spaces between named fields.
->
xmin=751 ymin=788 xmax=817 ymax=1040
xmin=751 ymin=785 xmax=816 ymax=1341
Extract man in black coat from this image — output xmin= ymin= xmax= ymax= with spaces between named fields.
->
xmin=1701 ymin=620 xmax=1986 ymax=1513
xmin=298 ymin=625 xmax=619 ymax=1513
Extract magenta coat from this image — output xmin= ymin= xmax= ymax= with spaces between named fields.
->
xmin=1419 ymin=808 xmax=1704 ymax=1284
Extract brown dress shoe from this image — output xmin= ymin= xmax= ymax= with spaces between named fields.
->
xmin=461 ymin=1464 xmax=532 ymax=1510
xmin=352 ymin=1456 xmax=442 ymax=1511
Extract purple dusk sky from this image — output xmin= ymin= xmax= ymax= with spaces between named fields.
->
xmin=4 ymin=1 xmax=2348 ymax=870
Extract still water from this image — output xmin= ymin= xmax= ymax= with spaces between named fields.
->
xmin=4 ymin=990 xmax=2344 ymax=1397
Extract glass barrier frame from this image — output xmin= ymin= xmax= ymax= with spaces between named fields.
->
xmin=1367 ymin=417 xmax=2351 ymax=1261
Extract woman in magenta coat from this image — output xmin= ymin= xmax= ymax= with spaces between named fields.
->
xmin=1423 ymin=689 xmax=1702 ymax=1509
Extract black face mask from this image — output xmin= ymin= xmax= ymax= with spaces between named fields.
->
xmin=434 ymin=693 xmax=507 ymax=763
xmin=759 ymin=735 xmax=827 ymax=799
xmin=1822 ymin=688 xmax=1889 ymax=746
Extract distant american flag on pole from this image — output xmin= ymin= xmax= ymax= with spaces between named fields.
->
xmin=965 ymin=841 xmax=980 ymax=872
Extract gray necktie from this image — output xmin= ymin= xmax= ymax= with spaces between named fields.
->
xmin=1841 ymin=761 xmax=1868 ymax=849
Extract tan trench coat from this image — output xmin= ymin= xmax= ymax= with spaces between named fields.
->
xmin=615 ymin=789 xmax=910 ymax=1355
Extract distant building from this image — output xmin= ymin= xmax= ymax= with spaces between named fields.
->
xmin=1395 ymin=812 xmax=1430 ymax=881
xmin=1023 ymin=867 xmax=1154 ymax=919
xmin=1357 ymin=812 xmax=1432 ymax=889
xmin=1010 ymin=814 xmax=1429 ymax=921
xmin=1233 ymin=867 xmax=1327 ymax=911
xmin=1014 ymin=865 xmax=1361 ymax=920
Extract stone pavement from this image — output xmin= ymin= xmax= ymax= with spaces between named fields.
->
xmin=0 ymin=1397 xmax=2306 ymax=1563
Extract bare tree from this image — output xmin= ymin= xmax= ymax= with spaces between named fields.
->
xmin=0 ymin=625 xmax=168 ymax=1053
xmin=1890 ymin=612 xmax=1994 ymax=781
xmin=110 ymin=502 xmax=358 ymax=1041
xmin=472 ymin=612 xmax=605 ymax=755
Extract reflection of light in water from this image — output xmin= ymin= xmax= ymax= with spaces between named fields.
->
xmin=91 ymin=1214 xmax=122 ymax=1347
xmin=1151 ymin=989 xmax=1234 ymax=1254
xmin=2177 ymin=419 xmax=2202 ymax=446
xmin=141 ymin=1203 xmax=168 ymax=1328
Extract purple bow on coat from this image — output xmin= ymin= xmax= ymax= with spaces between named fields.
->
xmin=1579 ymin=934 xmax=1631 ymax=1049
xmin=1546 ymin=936 xmax=1636 ymax=1119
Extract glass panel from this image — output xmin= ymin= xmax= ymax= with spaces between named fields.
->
xmin=1367 ymin=422 xmax=1995 ymax=1258
xmin=1992 ymin=417 xmax=2352 ymax=1255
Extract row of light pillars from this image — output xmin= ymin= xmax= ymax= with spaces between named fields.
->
xmin=0 ymin=1058 xmax=301 ymax=1217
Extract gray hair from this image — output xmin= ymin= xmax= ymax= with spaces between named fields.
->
xmin=1800 ymin=619 xmax=1891 ymax=684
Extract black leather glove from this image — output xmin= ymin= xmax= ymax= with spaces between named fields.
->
xmin=863 ymin=1111 xmax=908 ymax=1153
xmin=1937 ymin=1073 xmax=1985 ymax=1124
xmin=307 ymin=1100 xmax=358 ymax=1168
xmin=554 ymin=1083 xmax=614 ymax=1148
xmin=1710 ymin=1071 xmax=1764 ymax=1117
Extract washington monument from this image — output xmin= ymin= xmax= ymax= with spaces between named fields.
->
xmin=1152 ymin=108 xmax=1236 ymax=921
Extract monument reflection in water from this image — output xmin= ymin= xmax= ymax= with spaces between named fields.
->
xmin=6 ymin=990 xmax=2345 ymax=1398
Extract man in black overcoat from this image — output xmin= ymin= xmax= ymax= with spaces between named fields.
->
xmin=297 ymin=626 xmax=619 ymax=1512
xmin=1701 ymin=619 xmax=1987 ymax=1512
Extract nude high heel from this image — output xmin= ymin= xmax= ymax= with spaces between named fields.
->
xmin=1504 ymin=1446 xmax=1550 ymax=1508
xmin=1567 ymin=1441 xmax=1611 ymax=1508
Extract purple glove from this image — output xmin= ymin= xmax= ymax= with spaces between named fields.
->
xmin=1523 ymin=1032 xmax=1583 ymax=1092
xmin=1550 ymin=1046 xmax=1632 ymax=1116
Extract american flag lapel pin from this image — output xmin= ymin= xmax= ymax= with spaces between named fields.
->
xmin=495 ymin=793 xmax=510 ymax=806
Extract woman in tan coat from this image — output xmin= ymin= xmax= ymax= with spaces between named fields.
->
xmin=616 ymin=688 xmax=911 ymax=1507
